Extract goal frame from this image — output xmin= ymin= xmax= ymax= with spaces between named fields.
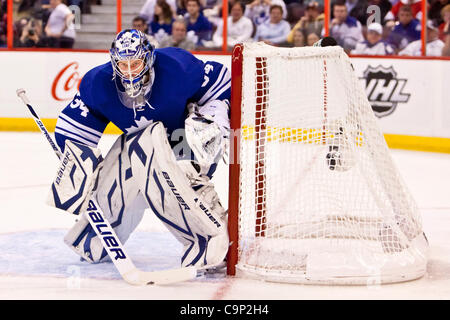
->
xmin=225 ymin=43 xmax=428 ymax=284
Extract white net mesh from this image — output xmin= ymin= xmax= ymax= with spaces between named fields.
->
xmin=234 ymin=43 xmax=428 ymax=285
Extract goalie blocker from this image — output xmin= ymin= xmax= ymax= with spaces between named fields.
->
xmin=48 ymin=121 xmax=229 ymax=269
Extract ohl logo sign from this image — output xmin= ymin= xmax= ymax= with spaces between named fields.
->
xmin=360 ymin=65 xmax=410 ymax=118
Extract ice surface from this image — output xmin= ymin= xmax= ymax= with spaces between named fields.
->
xmin=0 ymin=132 xmax=449 ymax=299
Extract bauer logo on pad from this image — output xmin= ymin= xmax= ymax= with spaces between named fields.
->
xmin=360 ymin=65 xmax=411 ymax=118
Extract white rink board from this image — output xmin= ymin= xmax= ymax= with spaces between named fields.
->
xmin=0 ymin=51 xmax=449 ymax=139
xmin=350 ymin=57 xmax=450 ymax=138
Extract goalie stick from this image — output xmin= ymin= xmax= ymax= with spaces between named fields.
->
xmin=16 ymin=88 xmax=198 ymax=286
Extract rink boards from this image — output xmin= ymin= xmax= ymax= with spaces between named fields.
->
xmin=0 ymin=51 xmax=449 ymax=153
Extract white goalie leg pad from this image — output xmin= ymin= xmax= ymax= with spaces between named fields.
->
xmin=128 ymin=122 xmax=229 ymax=268
xmin=63 ymin=194 xmax=147 ymax=263
xmin=64 ymin=134 xmax=147 ymax=263
xmin=46 ymin=140 xmax=103 ymax=215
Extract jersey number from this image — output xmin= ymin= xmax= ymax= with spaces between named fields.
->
xmin=202 ymin=64 xmax=214 ymax=87
xmin=70 ymin=94 xmax=90 ymax=117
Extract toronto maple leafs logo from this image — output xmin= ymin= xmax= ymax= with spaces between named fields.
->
xmin=124 ymin=115 xmax=154 ymax=134
xmin=116 ymin=31 xmax=140 ymax=54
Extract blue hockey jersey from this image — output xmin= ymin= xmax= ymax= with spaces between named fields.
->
xmin=54 ymin=47 xmax=231 ymax=152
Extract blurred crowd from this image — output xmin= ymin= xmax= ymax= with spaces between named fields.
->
xmin=0 ymin=0 xmax=449 ymax=56
xmin=0 ymin=0 xmax=96 ymax=48
xmin=0 ymin=0 xmax=7 ymax=46
xmin=136 ymin=0 xmax=450 ymax=56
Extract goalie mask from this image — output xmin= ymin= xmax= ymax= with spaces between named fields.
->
xmin=110 ymin=29 xmax=155 ymax=109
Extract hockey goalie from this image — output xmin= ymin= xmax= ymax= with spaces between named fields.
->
xmin=47 ymin=29 xmax=230 ymax=271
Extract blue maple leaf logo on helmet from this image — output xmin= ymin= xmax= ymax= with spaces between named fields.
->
xmin=114 ymin=30 xmax=143 ymax=57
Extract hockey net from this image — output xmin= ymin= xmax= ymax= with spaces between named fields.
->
xmin=226 ymin=42 xmax=428 ymax=285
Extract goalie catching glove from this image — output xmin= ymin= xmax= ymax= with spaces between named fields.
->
xmin=185 ymin=100 xmax=230 ymax=169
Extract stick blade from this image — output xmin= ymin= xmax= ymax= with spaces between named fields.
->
xmin=123 ymin=266 xmax=198 ymax=286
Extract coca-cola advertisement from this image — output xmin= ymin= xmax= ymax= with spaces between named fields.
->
xmin=0 ymin=51 xmax=109 ymax=118
xmin=51 ymin=62 xmax=83 ymax=102
xmin=46 ymin=53 xmax=109 ymax=111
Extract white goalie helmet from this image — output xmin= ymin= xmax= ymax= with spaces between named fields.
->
xmin=110 ymin=29 xmax=156 ymax=109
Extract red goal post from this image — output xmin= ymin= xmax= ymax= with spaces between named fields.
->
xmin=227 ymin=44 xmax=243 ymax=276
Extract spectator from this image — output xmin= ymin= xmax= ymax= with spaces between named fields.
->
xmin=245 ymin=0 xmax=287 ymax=27
xmin=292 ymin=28 xmax=306 ymax=47
xmin=212 ymin=1 xmax=253 ymax=48
xmin=184 ymin=0 xmax=213 ymax=45
xmin=202 ymin=0 xmax=237 ymax=27
xmin=329 ymin=0 xmax=364 ymax=51
xmin=14 ymin=0 xmax=35 ymax=19
xmin=285 ymin=1 xmax=303 ymax=26
xmin=287 ymin=1 xmax=324 ymax=45
xmin=254 ymin=4 xmax=290 ymax=45
xmin=386 ymin=4 xmax=421 ymax=52
xmin=443 ymin=23 xmax=450 ymax=55
xmin=369 ymin=0 xmax=393 ymax=24
xmin=149 ymin=0 xmax=174 ymax=42
xmin=133 ymin=16 xmax=150 ymax=34
xmin=176 ymin=0 xmax=188 ymax=16
xmin=429 ymin=0 xmax=450 ymax=25
xmin=203 ymin=0 xmax=219 ymax=10
xmin=399 ymin=20 xmax=445 ymax=56
xmin=439 ymin=4 xmax=450 ymax=40
xmin=45 ymin=0 xmax=76 ymax=48
xmin=159 ymin=18 xmax=196 ymax=50
xmin=385 ymin=0 xmax=426 ymax=25
xmin=351 ymin=22 xmax=394 ymax=55
xmin=345 ymin=0 xmax=358 ymax=13
xmin=0 ymin=0 xmax=6 ymax=47
xmin=32 ymin=1 xmax=52 ymax=26
xmin=18 ymin=18 xmax=50 ymax=47
xmin=37 ymin=0 xmax=51 ymax=9
xmin=345 ymin=0 xmax=364 ymax=22
xmin=140 ymin=0 xmax=177 ymax=24
xmin=13 ymin=17 xmax=28 ymax=46
xmin=132 ymin=15 xmax=159 ymax=48
xmin=306 ymin=30 xmax=320 ymax=46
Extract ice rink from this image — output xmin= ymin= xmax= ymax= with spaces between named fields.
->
xmin=1 ymin=131 xmax=450 ymax=300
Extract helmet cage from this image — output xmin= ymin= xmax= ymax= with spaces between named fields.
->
xmin=110 ymin=29 xmax=155 ymax=99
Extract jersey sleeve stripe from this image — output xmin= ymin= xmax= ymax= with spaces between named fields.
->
xmin=197 ymin=66 xmax=226 ymax=105
xmin=55 ymin=125 xmax=99 ymax=146
xmin=57 ymin=117 xmax=102 ymax=144
xmin=198 ymin=65 xmax=230 ymax=106
xmin=59 ymin=113 xmax=103 ymax=138
xmin=198 ymin=66 xmax=230 ymax=105
xmin=201 ymin=78 xmax=231 ymax=106
xmin=55 ymin=128 xmax=97 ymax=147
